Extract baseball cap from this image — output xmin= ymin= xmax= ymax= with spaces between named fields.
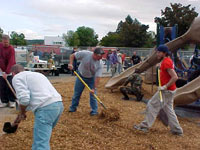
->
xmin=94 ymin=48 xmax=105 ymax=55
xmin=157 ymin=45 xmax=169 ymax=54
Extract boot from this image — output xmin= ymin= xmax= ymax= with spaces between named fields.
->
xmin=121 ymin=96 xmax=129 ymax=100
xmin=136 ymin=94 xmax=144 ymax=101
xmin=120 ymin=88 xmax=129 ymax=100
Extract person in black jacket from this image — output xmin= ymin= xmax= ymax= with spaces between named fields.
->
xmin=131 ymin=51 xmax=141 ymax=65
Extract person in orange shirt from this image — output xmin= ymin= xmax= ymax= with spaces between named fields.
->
xmin=134 ymin=45 xmax=183 ymax=136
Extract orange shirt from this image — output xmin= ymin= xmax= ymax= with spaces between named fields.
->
xmin=160 ymin=57 xmax=176 ymax=91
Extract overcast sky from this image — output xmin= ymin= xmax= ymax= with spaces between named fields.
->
xmin=0 ymin=0 xmax=199 ymax=40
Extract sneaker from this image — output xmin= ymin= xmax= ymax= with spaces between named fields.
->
xmin=69 ymin=108 xmax=76 ymax=112
xmin=90 ymin=111 xmax=98 ymax=116
xmin=0 ymin=102 xmax=8 ymax=108
xmin=171 ymin=131 xmax=183 ymax=136
xmin=133 ymin=125 xmax=148 ymax=133
xmin=9 ymin=102 xmax=15 ymax=108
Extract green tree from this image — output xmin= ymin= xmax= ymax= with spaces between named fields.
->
xmin=101 ymin=15 xmax=151 ymax=47
xmin=76 ymin=26 xmax=98 ymax=46
xmin=0 ymin=27 xmax=3 ymax=41
xmin=143 ymin=31 xmax=156 ymax=48
xmin=125 ymin=15 xmax=133 ymax=24
xmin=73 ymin=32 xmax=80 ymax=46
xmin=63 ymin=30 xmax=80 ymax=46
xmin=155 ymin=3 xmax=198 ymax=37
xmin=116 ymin=21 xmax=123 ymax=33
xmin=100 ymin=32 xmax=121 ymax=46
xmin=10 ymin=31 xmax=27 ymax=46
xmin=119 ymin=17 xmax=150 ymax=47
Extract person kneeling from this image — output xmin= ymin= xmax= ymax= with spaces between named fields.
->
xmin=119 ymin=69 xmax=143 ymax=101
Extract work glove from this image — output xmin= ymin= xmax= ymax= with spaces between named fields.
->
xmin=158 ymin=85 xmax=167 ymax=91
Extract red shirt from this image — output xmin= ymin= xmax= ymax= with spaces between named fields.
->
xmin=160 ymin=57 xmax=176 ymax=91
xmin=0 ymin=43 xmax=16 ymax=74
xmin=121 ymin=54 xmax=126 ymax=62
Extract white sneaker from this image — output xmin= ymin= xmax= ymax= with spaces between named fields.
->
xmin=9 ymin=102 xmax=15 ymax=108
xmin=0 ymin=102 xmax=8 ymax=108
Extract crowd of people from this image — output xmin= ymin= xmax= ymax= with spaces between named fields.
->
xmin=106 ymin=49 xmax=141 ymax=77
xmin=0 ymin=35 xmax=183 ymax=149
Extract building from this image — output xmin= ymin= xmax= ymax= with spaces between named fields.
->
xmin=44 ymin=36 xmax=65 ymax=46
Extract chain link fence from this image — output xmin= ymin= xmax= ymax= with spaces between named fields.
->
xmin=15 ymin=46 xmax=194 ymax=68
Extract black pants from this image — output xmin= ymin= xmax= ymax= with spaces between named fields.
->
xmin=0 ymin=76 xmax=16 ymax=103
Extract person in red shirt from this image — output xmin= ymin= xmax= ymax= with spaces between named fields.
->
xmin=121 ymin=52 xmax=126 ymax=66
xmin=134 ymin=45 xmax=183 ymax=136
xmin=0 ymin=34 xmax=16 ymax=108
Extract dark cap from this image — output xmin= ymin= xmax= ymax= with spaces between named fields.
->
xmin=94 ymin=48 xmax=105 ymax=55
xmin=157 ymin=45 xmax=169 ymax=54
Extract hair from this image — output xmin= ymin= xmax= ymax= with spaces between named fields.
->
xmin=165 ymin=52 xmax=169 ymax=57
xmin=2 ymin=34 xmax=9 ymax=40
xmin=11 ymin=64 xmax=25 ymax=74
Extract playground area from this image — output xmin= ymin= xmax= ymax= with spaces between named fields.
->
xmin=0 ymin=76 xmax=200 ymax=150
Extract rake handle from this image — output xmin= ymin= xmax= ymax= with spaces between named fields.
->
xmin=158 ymin=69 xmax=163 ymax=102
xmin=74 ymin=71 xmax=107 ymax=109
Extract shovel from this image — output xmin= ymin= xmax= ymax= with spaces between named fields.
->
xmin=3 ymin=115 xmax=21 ymax=133
xmin=73 ymin=71 xmax=107 ymax=109
xmin=157 ymin=69 xmax=169 ymax=127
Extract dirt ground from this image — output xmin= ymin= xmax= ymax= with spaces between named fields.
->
xmin=1 ymin=77 xmax=200 ymax=150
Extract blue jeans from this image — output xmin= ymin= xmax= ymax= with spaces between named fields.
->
xmin=106 ymin=60 xmax=110 ymax=72
xmin=32 ymin=101 xmax=64 ymax=150
xmin=118 ymin=63 xmax=122 ymax=74
xmin=69 ymin=73 xmax=98 ymax=114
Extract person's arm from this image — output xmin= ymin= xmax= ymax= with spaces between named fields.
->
xmin=139 ymin=56 xmax=142 ymax=62
xmin=131 ymin=56 xmax=134 ymax=65
xmin=159 ymin=68 xmax=178 ymax=90
xmin=6 ymin=47 xmax=16 ymax=74
xmin=12 ymin=76 xmax=30 ymax=123
xmin=123 ymin=75 xmax=134 ymax=86
xmin=68 ymin=53 xmax=75 ymax=70
xmin=12 ymin=76 xmax=30 ymax=112
xmin=90 ymin=77 xmax=100 ymax=95
xmin=94 ymin=77 xmax=100 ymax=89
xmin=90 ymin=64 xmax=103 ymax=94
xmin=165 ymin=68 xmax=178 ymax=88
xmin=110 ymin=55 xmax=114 ymax=65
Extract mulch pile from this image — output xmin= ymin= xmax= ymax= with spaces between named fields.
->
xmin=0 ymin=77 xmax=200 ymax=150
xmin=99 ymin=108 xmax=120 ymax=122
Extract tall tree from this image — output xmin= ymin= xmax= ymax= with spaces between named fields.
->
xmin=143 ymin=31 xmax=156 ymax=48
xmin=63 ymin=30 xmax=80 ymax=47
xmin=101 ymin=15 xmax=151 ymax=47
xmin=125 ymin=15 xmax=133 ymax=24
xmin=76 ymin=26 xmax=98 ymax=46
xmin=10 ymin=31 xmax=27 ymax=46
xmin=155 ymin=3 xmax=198 ymax=36
xmin=63 ymin=27 xmax=98 ymax=47
xmin=100 ymin=32 xmax=121 ymax=47
xmin=116 ymin=21 xmax=123 ymax=33
xmin=0 ymin=27 xmax=3 ymax=41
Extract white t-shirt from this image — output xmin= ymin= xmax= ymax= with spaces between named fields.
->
xmin=117 ymin=53 xmax=122 ymax=64
xmin=12 ymin=71 xmax=62 ymax=112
